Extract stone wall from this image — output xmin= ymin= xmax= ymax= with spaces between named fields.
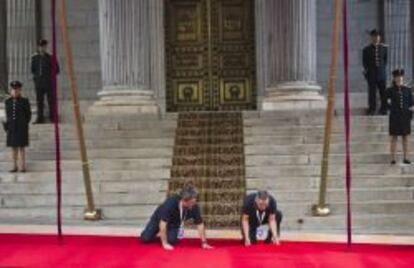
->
xmin=3 ymin=0 xmax=412 ymax=112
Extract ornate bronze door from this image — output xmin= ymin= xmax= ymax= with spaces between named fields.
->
xmin=165 ymin=0 xmax=256 ymax=111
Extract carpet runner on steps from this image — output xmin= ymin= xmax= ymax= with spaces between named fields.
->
xmin=169 ymin=112 xmax=246 ymax=228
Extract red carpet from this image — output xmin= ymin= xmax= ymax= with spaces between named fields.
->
xmin=0 ymin=234 xmax=413 ymax=268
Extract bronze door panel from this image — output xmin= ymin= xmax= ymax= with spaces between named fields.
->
xmin=165 ymin=0 xmax=256 ymax=111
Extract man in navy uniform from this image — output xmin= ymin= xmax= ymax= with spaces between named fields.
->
xmin=140 ymin=187 xmax=213 ymax=250
xmin=362 ymin=29 xmax=388 ymax=115
xmin=31 ymin=39 xmax=59 ymax=124
xmin=241 ymin=190 xmax=282 ymax=246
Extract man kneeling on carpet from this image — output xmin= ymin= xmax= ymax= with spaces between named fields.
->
xmin=241 ymin=190 xmax=282 ymax=246
xmin=140 ymin=187 xmax=213 ymax=250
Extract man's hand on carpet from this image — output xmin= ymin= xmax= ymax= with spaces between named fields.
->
xmin=201 ymin=241 xmax=214 ymax=250
xmin=272 ymin=237 xmax=280 ymax=246
xmin=162 ymin=243 xmax=174 ymax=251
xmin=244 ymin=239 xmax=251 ymax=247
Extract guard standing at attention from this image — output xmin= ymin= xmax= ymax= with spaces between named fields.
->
xmin=363 ymin=29 xmax=388 ymax=115
xmin=31 ymin=39 xmax=59 ymax=124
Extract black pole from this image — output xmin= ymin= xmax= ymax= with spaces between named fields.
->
xmin=0 ymin=0 xmax=7 ymax=95
xmin=35 ymin=0 xmax=43 ymax=41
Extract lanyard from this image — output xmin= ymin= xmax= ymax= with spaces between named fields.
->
xmin=256 ymin=210 xmax=266 ymax=225
xmin=179 ymin=203 xmax=187 ymax=228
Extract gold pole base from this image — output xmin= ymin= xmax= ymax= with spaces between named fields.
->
xmin=83 ymin=209 xmax=102 ymax=221
xmin=311 ymin=204 xmax=331 ymax=217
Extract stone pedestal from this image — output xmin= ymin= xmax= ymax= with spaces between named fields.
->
xmin=258 ymin=0 xmax=324 ymax=110
xmin=90 ymin=0 xmax=161 ymax=116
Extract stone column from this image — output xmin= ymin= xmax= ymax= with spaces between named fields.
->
xmin=258 ymin=0 xmax=324 ymax=110
xmin=6 ymin=0 xmax=37 ymax=99
xmin=384 ymin=0 xmax=412 ymax=82
xmin=91 ymin=0 xmax=160 ymax=115
xmin=0 ymin=0 xmax=7 ymax=96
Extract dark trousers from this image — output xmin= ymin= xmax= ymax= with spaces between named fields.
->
xmin=35 ymin=85 xmax=53 ymax=121
xmin=368 ymin=80 xmax=387 ymax=113
xmin=241 ymin=210 xmax=283 ymax=244
xmin=140 ymin=216 xmax=179 ymax=245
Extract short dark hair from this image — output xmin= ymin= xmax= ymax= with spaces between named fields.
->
xmin=180 ymin=187 xmax=198 ymax=201
xmin=256 ymin=190 xmax=269 ymax=201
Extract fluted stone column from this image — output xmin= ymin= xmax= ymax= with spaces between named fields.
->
xmin=0 ymin=0 xmax=7 ymax=96
xmin=6 ymin=0 xmax=37 ymax=99
xmin=258 ymin=0 xmax=324 ymax=110
xmin=91 ymin=0 xmax=161 ymax=115
xmin=384 ymin=0 xmax=412 ymax=82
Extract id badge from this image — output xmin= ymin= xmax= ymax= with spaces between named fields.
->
xmin=178 ymin=227 xmax=185 ymax=240
xmin=256 ymin=225 xmax=269 ymax=241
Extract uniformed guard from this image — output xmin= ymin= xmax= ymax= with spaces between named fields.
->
xmin=3 ymin=81 xmax=32 ymax=172
xmin=386 ymin=69 xmax=413 ymax=165
xmin=241 ymin=190 xmax=282 ymax=246
xmin=140 ymin=187 xmax=213 ymax=250
xmin=31 ymin=39 xmax=59 ymax=124
xmin=362 ymin=29 xmax=388 ymax=115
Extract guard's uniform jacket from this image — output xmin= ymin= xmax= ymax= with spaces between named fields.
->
xmin=386 ymin=85 xmax=413 ymax=136
xmin=5 ymin=96 xmax=32 ymax=147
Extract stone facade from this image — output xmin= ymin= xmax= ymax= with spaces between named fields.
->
xmin=1 ymin=0 xmax=413 ymax=115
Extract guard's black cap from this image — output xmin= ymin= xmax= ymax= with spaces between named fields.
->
xmin=370 ymin=29 xmax=381 ymax=36
xmin=392 ymin=69 xmax=405 ymax=77
xmin=37 ymin=39 xmax=48 ymax=46
xmin=10 ymin=81 xmax=23 ymax=89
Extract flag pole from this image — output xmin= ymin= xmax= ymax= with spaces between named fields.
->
xmin=58 ymin=0 xmax=101 ymax=220
xmin=313 ymin=0 xmax=343 ymax=217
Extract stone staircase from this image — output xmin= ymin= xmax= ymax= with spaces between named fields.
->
xmin=0 ymin=115 xmax=177 ymax=226
xmin=244 ymin=111 xmax=414 ymax=235
xmin=0 ymin=110 xmax=413 ymax=236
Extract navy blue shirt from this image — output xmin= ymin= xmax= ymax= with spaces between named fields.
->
xmin=242 ymin=193 xmax=277 ymax=226
xmin=153 ymin=196 xmax=203 ymax=228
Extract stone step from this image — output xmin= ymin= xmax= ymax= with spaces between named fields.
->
xmin=245 ymin=143 xmax=414 ymax=155
xmin=0 ymin=148 xmax=174 ymax=161
xmin=171 ymin=166 xmax=244 ymax=178
xmin=0 ymin=192 xmax=166 ymax=207
xmin=247 ymin=175 xmax=414 ymax=190
xmin=175 ymin=136 xmax=243 ymax=145
xmin=273 ymin=188 xmax=414 ymax=202
xmin=244 ymin=133 xmax=394 ymax=145
xmin=246 ymin=153 xmax=414 ymax=166
xmin=244 ymin=112 xmax=387 ymax=123
xmin=244 ymin=124 xmax=386 ymax=134
xmin=246 ymin=164 xmax=414 ymax=178
xmin=0 ymin=180 xmax=167 ymax=195
xmin=0 ymin=204 xmax=158 ymax=220
xmin=29 ymin=138 xmax=175 ymax=150
xmin=0 ymin=170 xmax=170 ymax=183
xmin=170 ymin=177 xmax=245 ymax=189
xmin=0 ymin=158 xmax=172 ymax=172
xmin=172 ymin=155 xmax=244 ymax=166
